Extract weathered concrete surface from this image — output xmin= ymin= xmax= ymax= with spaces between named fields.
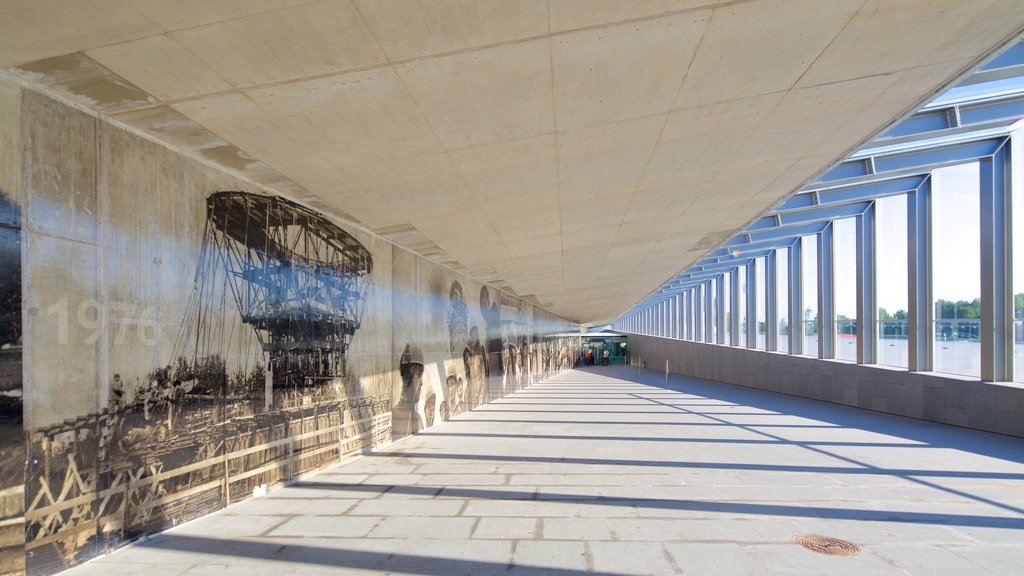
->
xmin=21 ymin=91 xmax=100 ymax=430
xmin=628 ymin=333 xmax=1024 ymax=438
xmin=56 ymin=367 xmax=1024 ymax=576
xmin=0 ymin=82 xmax=20 ymax=206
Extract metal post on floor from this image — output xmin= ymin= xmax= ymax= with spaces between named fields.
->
xmin=665 ymin=359 xmax=669 ymax=385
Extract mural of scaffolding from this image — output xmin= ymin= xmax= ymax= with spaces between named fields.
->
xmin=178 ymin=192 xmax=374 ymax=400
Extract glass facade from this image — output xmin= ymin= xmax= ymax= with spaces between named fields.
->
xmin=932 ymin=163 xmax=981 ymax=378
xmin=615 ymin=43 xmax=1024 ymax=385
xmin=723 ymin=272 xmax=732 ymax=345
xmin=736 ymin=264 xmax=748 ymax=347
xmin=834 ymin=218 xmax=857 ymax=361
xmin=776 ymin=248 xmax=789 ymax=353
xmin=1016 ymin=158 xmax=1024 ymax=383
xmin=876 ymin=194 xmax=909 ymax=368
xmin=755 ymin=257 xmax=767 ymax=350
xmin=801 ymin=235 xmax=818 ymax=357
xmin=709 ymin=277 xmax=718 ymax=343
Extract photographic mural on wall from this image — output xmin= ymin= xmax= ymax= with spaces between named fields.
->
xmin=18 ymin=178 xmax=577 ymax=576
xmin=23 ymin=191 xmax=390 ymax=576
xmin=0 ymin=188 xmax=24 ymax=576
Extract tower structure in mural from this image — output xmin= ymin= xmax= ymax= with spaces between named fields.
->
xmin=194 ymin=192 xmax=373 ymax=391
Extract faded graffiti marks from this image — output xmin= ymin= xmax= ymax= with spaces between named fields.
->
xmin=0 ymin=190 xmax=23 ymax=576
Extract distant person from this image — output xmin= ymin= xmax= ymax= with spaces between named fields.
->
xmin=602 ymin=349 xmax=609 ymax=366
xmin=585 ymin=349 xmax=593 ymax=365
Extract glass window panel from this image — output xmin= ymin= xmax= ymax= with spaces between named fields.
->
xmin=801 ymin=235 xmax=819 ymax=356
xmin=1017 ymin=153 xmax=1024 ymax=382
xmin=737 ymin=265 xmax=747 ymax=347
xmin=694 ymin=286 xmax=704 ymax=342
xmin=876 ymin=195 xmax=908 ymax=368
xmin=723 ymin=272 xmax=732 ymax=345
xmin=932 ymin=162 xmax=981 ymax=378
xmin=710 ymin=278 xmax=718 ymax=343
xmin=834 ymin=218 xmax=857 ymax=361
xmin=755 ymin=257 xmax=767 ymax=350
xmin=777 ymin=248 xmax=789 ymax=353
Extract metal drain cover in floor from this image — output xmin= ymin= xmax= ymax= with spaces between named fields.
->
xmin=796 ymin=535 xmax=861 ymax=556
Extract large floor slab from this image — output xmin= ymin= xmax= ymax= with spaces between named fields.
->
xmin=61 ymin=366 xmax=1024 ymax=575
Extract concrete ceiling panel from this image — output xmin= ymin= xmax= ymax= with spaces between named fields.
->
xmin=87 ymin=35 xmax=232 ymax=101
xmin=797 ymin=0 xmax=994 ymax=88
xmin=173 ymin=93 xmax=337 ymax=178
xmin=0 ymin=0 xmax=159 ymax=67
xmin=624 ymin=178 xmax=707 ymax=223
xmin=343 ymin=154 xmax=480 ymax=221
xmin=352 ymin=0 xmax=549 ymax=60
xmin=487 ymin=199 xmax=561 ymax=242
xmin=726 ymin=74 xmax=902 ymax=173
xmin=561 ymin=228 xmax=614 ymax=252
xmin=450 ymin=135 xmax=558 ymax=209
xmin=924 ymin=0 xmax=1024 ymax=66
xmin=168 ymin=1 xmax=386 ymax=88
xmin=396 ymin=39 xmax=555 ymax=150
xmin=643 ymin=129 xmax=747 ymax=185
xmin=548 ymin=0 xmax=728 ymax=31
xmin=676 ymin=0 xmax=858 ymax=109
xmin=614 ymin=218 xmax=674 ymax=244
xmin=245 ymin=68 xmax=443 ymax=169
xmin=551 ymin=12 xmax=708 ymax=131
xmin=559 ymin=188 xmax=633 ymax=233
xmin=506 ymin=234 xmax=562 ymax=260
xmin=414 ymin=213 xmax=504 ymax=254
xmin=557 ymin=114 xmax=664 ymax=196
xmin=131 ymin=0 xmax=315 ymax=32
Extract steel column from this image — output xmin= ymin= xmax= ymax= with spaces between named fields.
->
xmin=716 ymin=274 xmax=727 ymax=344
xmin=733 ymin=266 xmax=741 ymax=342
xmin=746 ymin=262 xmax=757 ymax=349
xmin=908 ymin=179 xmax=933 ymax=372
xmin=766 ymin=251 xmax=777 ymax=351
xmin=857 ymin=205 xmax=877 ymax=364
xmin=819 ymin=224 xmax=835 ymax=359
xmin=980 ymin=138 xmax=1013 ymax=381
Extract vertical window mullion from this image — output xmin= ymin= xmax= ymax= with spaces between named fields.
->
xmin=908 ymin=179 xmax=933 ymax=372
xmin=746 ymin=263 xmax=757 ymax=348
xmin=858 ymin=207 xmax=877 ymax=364
xmin=790 ymin=240 xmax=802 ymax=355
xmin=980 ymin=143 xmax=1013 ymax=381
xmin=766 ymin=251 xmax=777 ymax=351
xmin=819 ymin=224 xmax=835 ymax=359
xmin=717 ymin=274 xmax=727 ymax=344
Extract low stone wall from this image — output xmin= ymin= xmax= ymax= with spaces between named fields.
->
xmin=626 ymin=333 xmax=1024 ymax=438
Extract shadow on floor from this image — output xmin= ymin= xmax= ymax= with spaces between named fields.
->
xmin=142 ymin=533 xmax=624 ymax=576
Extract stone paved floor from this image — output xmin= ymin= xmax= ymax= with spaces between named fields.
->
xmin=62 ymin=366 xmax=1024 ymax=575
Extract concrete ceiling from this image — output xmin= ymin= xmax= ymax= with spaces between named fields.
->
xmin=3 ymin=0 xmax=1024 ymax=326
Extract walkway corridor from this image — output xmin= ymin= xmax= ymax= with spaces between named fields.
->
xmin=64 ymin=367 xmax=1024 ymax=575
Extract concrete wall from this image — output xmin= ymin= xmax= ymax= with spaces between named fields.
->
xmin=1 ymin=81 xmax=578 ymax=576
xmin=626 ymin=333 xmax=1024 ymax=438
